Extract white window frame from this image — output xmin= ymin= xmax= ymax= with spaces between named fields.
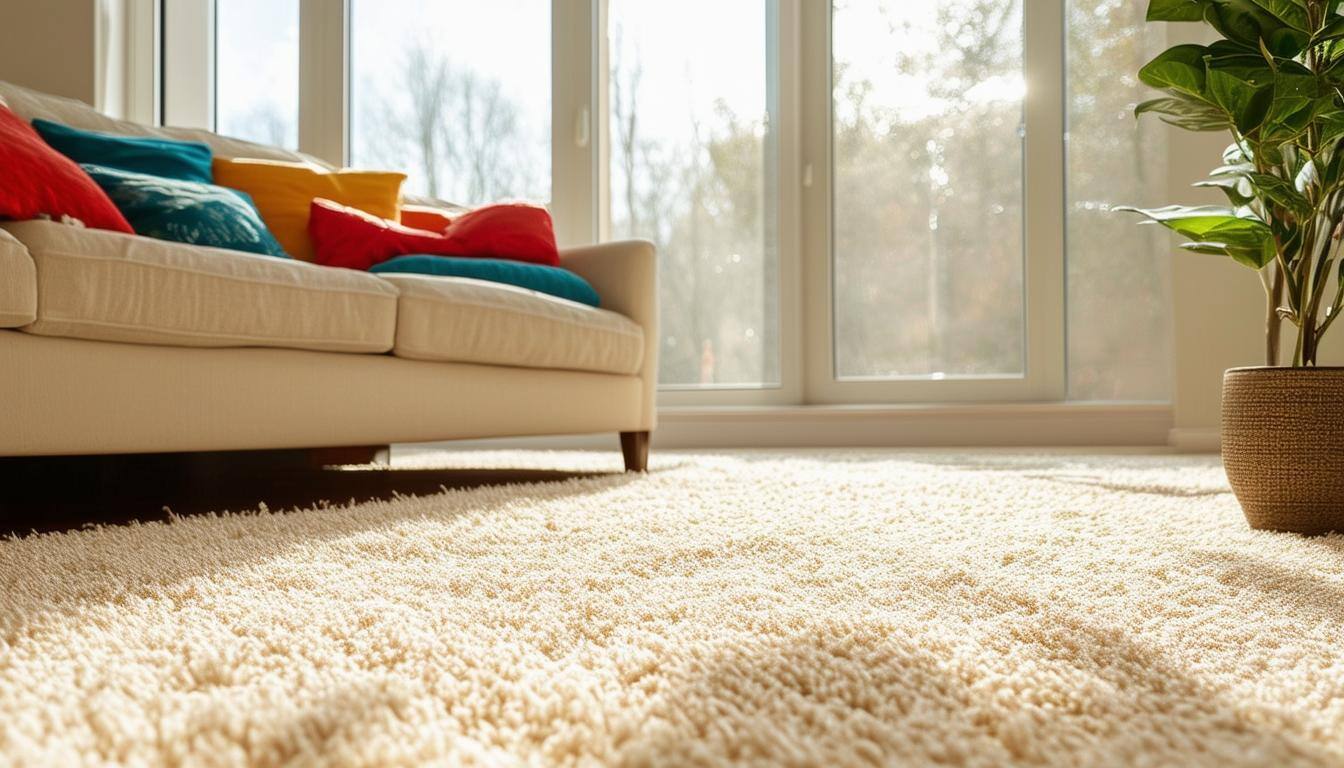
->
xmin=158 ymin=0 xmax=1089 ymax=408
xmin=799 ymin=0 xmax=1066 ymax=404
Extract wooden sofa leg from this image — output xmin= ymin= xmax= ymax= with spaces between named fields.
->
xmin=306 ymin=445 xmax=390 ymax=468
xmin=620 ymin=431 xmax=650 ymax=473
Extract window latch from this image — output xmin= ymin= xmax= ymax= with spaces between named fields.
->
xmin=576 ymin=107 xmax=590 ymax=149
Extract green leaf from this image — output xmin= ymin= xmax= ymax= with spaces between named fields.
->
xmin=1180 ymin=241 xmax=1236 ymax=255
xmin=1148 ymin=0 xmax=1209 ymax=21
xmin=1194 ymin=175 xmax=1257 ymax=206
xmin=1247 ymin=171 xmax=1312 ymax=214
xmin=1318 ymin=109 xmax=1344 ymax=143
xmin=1206 ymin=66 xmax=1273 ymax=132
xmin=1179 ymin=240 xmax=1277 ymax=269
xmin=1312 ymin=14 xmax=1344 ymax=44
xmin=1247 ymin=0 xmax=1310 ymax=30
xmin=1260 ymin=70 xmax=1325 ymax=140
xmin=1202 ymin=0 xmax=1309 ymax=57
xmin=1294 ymin=157 xmax=1319 ymax=193
xmin=1135 ymin=96 xmax=1230 ymax=131
xmin=1118 ymin=205 xmax=1276 ymax=269
xmin=1180 ymin=235 xmax=1277 ymax=269
xmin=1138 ymin=45 xmax=1211 ymax=99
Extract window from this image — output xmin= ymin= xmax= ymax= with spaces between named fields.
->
xmin=831 ymin=0 xmax=1025 ymax=380
xmin=164 ymin=0 xmax=1171 ymax=406
xmin=805 ymin=0 xmax=1062 ymax=403
xmin=214 ymin=0 xmax=299 ymax=148
xmin=1066 ymin=0 xmax=1171 ymax=401
xmin=348 ymin=0 xmax=551 ymax=205
xmin=608 ymin=0 xmax=778 ymax=387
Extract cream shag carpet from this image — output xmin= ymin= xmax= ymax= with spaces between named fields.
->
xmin=2 ymin=450 xmax=1343 ymax=767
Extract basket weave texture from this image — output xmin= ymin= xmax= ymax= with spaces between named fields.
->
xmin=1222 ymin=367 xmax=1344 ymax=534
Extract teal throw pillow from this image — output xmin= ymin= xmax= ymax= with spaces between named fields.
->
xmin=34 ymin=119 xmax=213 ymax=184
xmin=371 ymin=255 xmax=600 ymax=306
xmin=80 ymin=164 xmax=288 ymax=258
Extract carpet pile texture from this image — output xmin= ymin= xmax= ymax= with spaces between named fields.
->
xmin=1 ymin=450 xmax=1342 ymax=766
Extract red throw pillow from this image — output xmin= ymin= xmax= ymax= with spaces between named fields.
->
xmin=0 ymin=106 xmax=133 ymax=233
xmin=399 ymin=204 xmax=456 ymax=232
xmin=309 ymin=198 xmax=559 ymax=271
xmin=444 ymin=203 xmax=559 ymax=266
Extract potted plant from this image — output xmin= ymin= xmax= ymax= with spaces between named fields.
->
xmin=1125 ymin=0 xmax=1344 ymax=533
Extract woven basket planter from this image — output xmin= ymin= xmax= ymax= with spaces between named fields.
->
xmin=1222 ymin=367 xmax=1344 ymax=534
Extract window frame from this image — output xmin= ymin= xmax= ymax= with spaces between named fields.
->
xmin=159 ymin=0 xmax=1132 ymax=408
xmin=800 ymin=0 xmax=1066 ymax=404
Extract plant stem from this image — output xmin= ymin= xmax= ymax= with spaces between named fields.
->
xmin=1315 ymin=279 xmax=1344 ymax=338
xmin=1304 ymin=317 xmax=1318 ymax=366
xmin=1266 ymin=265 xmax=1284 ymax=366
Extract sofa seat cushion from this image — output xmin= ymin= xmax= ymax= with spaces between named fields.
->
xmin=378 ymin=274 xmax=644 ymax=375
xmin=3 ymin=220 xmax=398 ymax=353
xmin=0 ymin=228 xmax=37 ymax=328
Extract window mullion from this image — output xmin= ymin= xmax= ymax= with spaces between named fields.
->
xmin=551 ymin=0 xmax=599 ymax=248
xmin=297 ymin=0 xmax=347 ymax=165
xmin=1021 ymin=0 xmax=1067 ymax=399
xmin=161 ymin=0 xmax=214 ymax=130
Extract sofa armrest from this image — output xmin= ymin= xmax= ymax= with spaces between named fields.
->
xmin=560 ymin=239 xmax=658 ymax=431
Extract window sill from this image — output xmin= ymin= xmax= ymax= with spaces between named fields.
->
xmin=653 ymin=402 xmax=1174 ymax=448
xmin=427 ymin=402 xmax=1182 ymax=452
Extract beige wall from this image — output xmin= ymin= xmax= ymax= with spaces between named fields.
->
xmin=0 ymin=0 xmax=147 ymax=120
xmin=0 ymin=0 xmax=99 ymax=105
xmin=1165 ymin=111 xmax=1263 ymax=447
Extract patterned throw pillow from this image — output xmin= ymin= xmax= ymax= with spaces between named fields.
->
xmin=80 ymin=164 xmax=288 ymax=258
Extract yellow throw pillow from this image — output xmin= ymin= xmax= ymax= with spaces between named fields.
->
xmin=212 ymin=157 xmax=406 ymax=262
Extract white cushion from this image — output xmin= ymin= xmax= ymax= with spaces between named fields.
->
xmin=0 ymin=228 xmax=36 ymax=328
xmin=4 ymin=221 xmax=398 ymax=353
xmin=378 ymin=274 xmax=645 ymax=375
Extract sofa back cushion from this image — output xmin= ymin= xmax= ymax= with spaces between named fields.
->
xmin=33 ymin=119 xmax=214 ymax=183
xmin=213 ymin=157 xmax=404 ymax=262
xmin=81 ymin=164 xmax=288 ymax=258
xmin=0 ymin=105 xmax=133 ymax=233
xmin=0 ymin=79 xmax=326 ymax=166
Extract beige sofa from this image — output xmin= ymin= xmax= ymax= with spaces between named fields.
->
xmin=0 ymin=83 xmax=657 ymax=469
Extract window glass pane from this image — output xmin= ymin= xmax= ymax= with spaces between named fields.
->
xmin=1067 ymin=1 xmax=1171 ymax=401
xmin=832 ymin=0 xmax=1025 ymax=379
xmin=610 ymin=0 xmax=778 ymax=387
xmin=215 ymin=0 xmax=299 ymax=149
xmin=349 ymin=0 xmax=551 ymax=206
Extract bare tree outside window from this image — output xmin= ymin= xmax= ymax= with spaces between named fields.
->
xmin=609 ymin=2 xmax=777 ymax=387
xmin=348 ymin=1 xmax=550 ymax=206
xmin=1066 ymin=0 xmax=1171 ymax=401
xmin=215 ymin=0 xmax=299 ymax=149
xmin=833 ymin=0 xmax=1026 ymax=379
